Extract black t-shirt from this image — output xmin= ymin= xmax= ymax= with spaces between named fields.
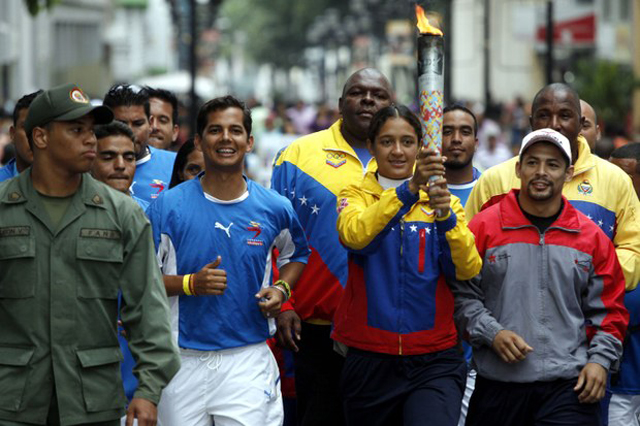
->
xmin=519 ymin=200 xmax=563 ymax=234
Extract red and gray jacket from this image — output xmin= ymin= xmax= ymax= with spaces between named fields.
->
xmin=451 ymin=189 xmax=628 ymax=382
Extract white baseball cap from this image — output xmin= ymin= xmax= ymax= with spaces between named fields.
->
xmin=519 ymin=128 xmax=571 ymax=164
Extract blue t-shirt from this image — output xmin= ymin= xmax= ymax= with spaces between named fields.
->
xmin=0 ymin=158 xmax=19 ymax=183
xmin=131 ymin=146 xmax=176 ymax=204
xmin=448 ymin=167 xmax=481 ymax=207
xmin=132 ymin=195 xmax=150 ymax=212
xmin=147 ymin=177 xmax=310 ymax=351
xmin=353 ymin=148 xmax=373 ymax=169
xmin=447 ymin=167 xmax=481 ymax=364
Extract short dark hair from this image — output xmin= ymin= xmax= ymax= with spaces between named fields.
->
xmin=368 ymin=104 xmax=422 ymax=143
xmin=443 ymin=104 xmax=478 ymax=136
xmin=95 ymin=120 xmax=136 ymax=143
xmin=611 ymin=143 xmax=640 ymax=172
xmin=532 ymin=83 xmax=581 ymax=117
xmin=196 ymin=95 xmax=252 ymax=137
xmin=13 ymin=90 xmax=43 ymax=126
xmin=170 ymin=138 xmax=197 ymax=189
xmin=145 ymin=86 xmax=179 ymax=124
xmin=103 ymin=84 xmax=150 ymax=119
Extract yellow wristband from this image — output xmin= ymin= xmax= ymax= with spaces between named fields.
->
xmin=274 ymin=280 xmax=292 ymax=300
xmin=183 ymin=274 xmax=193 ymax=296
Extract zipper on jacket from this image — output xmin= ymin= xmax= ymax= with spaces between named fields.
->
xmin=399 ymin=219 xmax=405 ymax=355
xmin=418 ymin=228 xmax=426 ymax=273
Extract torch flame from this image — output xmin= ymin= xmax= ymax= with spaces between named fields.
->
xmin=415 ymin=5 xmax=443 ymax=36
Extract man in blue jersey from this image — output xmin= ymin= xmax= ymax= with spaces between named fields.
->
xmin=442 ymin=104 xmax=482 ymax=426
xmin=103 ymin=84 xmax=176 ymax=203
xmin=0 ymin=90 xmax=42 ymax=182
xmin=149 ymin=95 xmax=310 ymax=425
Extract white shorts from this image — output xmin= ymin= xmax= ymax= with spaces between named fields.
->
xmin=457 ymin=367 xmax=477 ymax=426
xmin=609 ymin=393 xmax=640 ymax=426
xmin=157 ymin=341 xmax=283 ymax=426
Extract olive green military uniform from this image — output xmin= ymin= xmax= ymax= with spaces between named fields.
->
xmin=0 ymin=170 xmax=180 ymax=425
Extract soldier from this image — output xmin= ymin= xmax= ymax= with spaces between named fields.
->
xmin=0 ymin=83 xmax=180 ymax=426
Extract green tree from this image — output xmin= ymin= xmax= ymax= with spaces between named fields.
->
xmin=573 ymin=59 xmax=637 ymax=133
xmin=23 ymin=0 xmax=61 ymax=16
xmin=219 ymin=0 xmax=349 ymax=69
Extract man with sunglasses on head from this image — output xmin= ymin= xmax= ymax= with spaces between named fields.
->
xmin=103 ymin=84 xmax=176 ymax=204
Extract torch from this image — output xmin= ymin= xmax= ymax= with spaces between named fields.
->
xmin=416 ymin=5 xmax=446 ymax=217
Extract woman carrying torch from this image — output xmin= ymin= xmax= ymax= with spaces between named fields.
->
xmin=331 ymin=105 xmax=482 ymax=425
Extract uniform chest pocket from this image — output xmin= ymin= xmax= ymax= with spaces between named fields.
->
xmin=76 ymin=237 xmax=123 ymax=299
xmin=0 ymin=235 xmax=36 ymax=298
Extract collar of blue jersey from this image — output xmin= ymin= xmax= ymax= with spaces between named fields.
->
xmin=5 ymin=157 xmax=17 ymax=175
xmin=572 ymin=135 xmax=596 ymax=177
xmin=136 ymin=146 xmax=153 ymax=166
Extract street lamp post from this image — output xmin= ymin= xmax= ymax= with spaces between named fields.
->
xmin=545 ymin=0 xmax=554 ymax=84
xmin=189 ymin=0 xmax=197 ymax=131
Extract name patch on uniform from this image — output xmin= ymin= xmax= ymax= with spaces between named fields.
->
xmin=80 ymin=228 xmax=121 ymax=240
xmin=0 ymin=226 xmax=30 ymax=237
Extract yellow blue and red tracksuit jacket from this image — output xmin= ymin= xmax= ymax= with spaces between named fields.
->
xmin=465 ymin=136 xmax=640 ymax=289
xmin=331 ymin=172 xmax=482 ymax=355
xmin=271 ymin=119 xmax=376 ymax=322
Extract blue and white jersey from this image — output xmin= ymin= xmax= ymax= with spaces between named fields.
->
xmin=132 ymin=195 xmax=150 ymax=212
xmin=147 ymin=176 xmax=310 ymax=351
xmin=131 ymin=146 xmax=176 ymax=204
xmin=447 ymin=167 xmax=481 ymax=207
xmin=447 ymin=166 xmax=481 ymax=365
xmin=0 ymin=158 xmax=18 ymax=183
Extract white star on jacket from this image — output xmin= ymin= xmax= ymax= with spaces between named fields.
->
xmin=409 ymin=225 xmax=418 ymax=232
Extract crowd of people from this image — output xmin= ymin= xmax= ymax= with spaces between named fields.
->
xmin=0 ymin=69 xmax=638 ymax=426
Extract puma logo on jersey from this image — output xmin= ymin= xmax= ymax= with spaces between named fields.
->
xmin=215 ymin=222 xmax=234 ymax=238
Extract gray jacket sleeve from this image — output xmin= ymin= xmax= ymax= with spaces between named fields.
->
xmin=581 ymin=237 xmax=628 ymax=372
xmin=449 ymin=274 xmax=505 ymax=348
xmin=119 ymin=208 xmax=181 ymax=404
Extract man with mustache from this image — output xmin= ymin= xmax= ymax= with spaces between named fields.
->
xmin=466 ymin=83 xmax=640 ymax=291
xmin=452 ymin=128 xmax=628 ymax=426
xmin=441 ymin=104 xmax=481 ymax=426
xmin=442 ymin=104 xmax=481 ymax=207
xmin=271 ymin=68 xmax=393 ymax=426
xmin=91 ymin=120 xmax=148 ymax=210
